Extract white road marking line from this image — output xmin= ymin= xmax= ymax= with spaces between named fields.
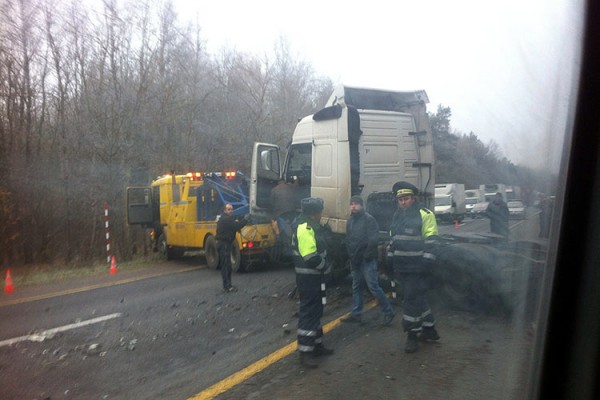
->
xmin=0 ymin=313 xmax=122 ymax=347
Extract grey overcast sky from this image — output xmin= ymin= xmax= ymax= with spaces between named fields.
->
xmin=173 ymin=0 xmax=583 ymax=169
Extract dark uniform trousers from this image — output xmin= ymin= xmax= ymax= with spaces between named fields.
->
xmin=395 ymin=268 xmax=435 ymax=334
xmin=217 ymin=240 xmax=232 ymax=289
xmin=296 ymin=274 xmax=324 ymax=352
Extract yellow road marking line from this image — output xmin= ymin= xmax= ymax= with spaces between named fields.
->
xmin=188 ymin=299 xmax=380 ymax=400
xmin=0 ymin=266 xmax=204 ymax=307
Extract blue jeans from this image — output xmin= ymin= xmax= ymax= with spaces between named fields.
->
xmin=350 ymin=259 xmax=394 ymax=317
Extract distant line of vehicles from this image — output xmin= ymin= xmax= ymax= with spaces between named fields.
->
xmin=435 ymin=183 xmax=529 ymax=222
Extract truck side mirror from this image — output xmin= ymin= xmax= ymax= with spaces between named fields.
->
xmin=257 ymin=145 xmax=280 ymax=181
xmin=260 ymin=149 xmax=279 ymax=175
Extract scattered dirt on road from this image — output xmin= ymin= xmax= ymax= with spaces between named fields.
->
xmin=215 ymin=297 xmax=535 ymax=400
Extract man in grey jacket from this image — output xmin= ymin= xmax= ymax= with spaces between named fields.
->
xmin=341 ymin=196 xmax=395 ymax=326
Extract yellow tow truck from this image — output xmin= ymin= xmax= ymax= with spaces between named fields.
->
xmin=127 ymin=171 xmax=278 ymax=272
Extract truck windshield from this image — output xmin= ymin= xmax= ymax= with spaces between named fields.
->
xmin=285 ymin=143 xmax=312 ymax=184
xmin=435 ymin=197 xmax=452 ymax=206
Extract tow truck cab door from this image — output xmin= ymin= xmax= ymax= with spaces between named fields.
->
xmin=250 ymin=143 xmax=281 ymax=215
xmin=126 ymin=187 xmax=155 ymax=227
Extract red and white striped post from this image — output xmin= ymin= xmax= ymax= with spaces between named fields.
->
xmin=104 ymin=202 xmax=111 ymax=264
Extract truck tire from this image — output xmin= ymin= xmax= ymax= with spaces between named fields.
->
xmin=158 ymin=233 xmax=178 ymax=260
xmin=204 ymin=235 xmax=219 ymax=269
xmin=231 ymin=240 xmax=243 ymax=272
xmin=158 ymin=234 xmax=169 ymax=260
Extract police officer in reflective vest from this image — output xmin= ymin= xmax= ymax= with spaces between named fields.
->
xmin=389 ymin=181 xmax=441 ymax=353
xmin=292 ymin=197 xmax=334 ymax=368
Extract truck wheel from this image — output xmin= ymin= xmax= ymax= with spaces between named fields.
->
xmin=205 ymin=236 xmax=219 ymax=269
xmin=231 ymin=241 xmax=244 ymax=272
xmin=158 ymin=233 xmax=172 ymax=260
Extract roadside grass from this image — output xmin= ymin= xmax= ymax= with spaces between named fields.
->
xmin=5 ymin=256 xmax=159 ymax=288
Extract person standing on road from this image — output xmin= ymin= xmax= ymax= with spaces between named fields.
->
xmin=486 ymin=192 xmax=509 ymax=240
xmin=269 ymin=178 xmax=303 ymax=259
xmin=389 ymin=181 xmax=440 ymax=353
xmin=342 ymin=196 xmax=395 ymax=326
xmin=216 ymin=203 xmax=249 ymax=292
xmin=292 ymin=197 xmax=334 ymax=368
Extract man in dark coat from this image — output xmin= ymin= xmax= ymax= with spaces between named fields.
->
xmin=216 ymin=203 xmax=249 ymax=292
xmin=270 ymin=179 xmax=303 ymax=257
xmin=486 ymin=192 xmax=509 ymax=240
xmin=342 ymin=196 xmax=395 ymax=326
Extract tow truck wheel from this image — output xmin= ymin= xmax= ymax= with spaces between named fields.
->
xmin=158 ymin=233 xmax=183 ymax=260
xmin=231 ymin=241 xmax=244 ymax=272
xmin=205 ymin=236 xmax=219 ymax=269
xmin=158 ymin=234 xmax=171 ymax=260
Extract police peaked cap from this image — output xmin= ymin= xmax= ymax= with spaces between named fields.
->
xmin=392 ymin=181 xmax=419 ymax=197
xmin=301 ymin=197 xmax=324 ymax=214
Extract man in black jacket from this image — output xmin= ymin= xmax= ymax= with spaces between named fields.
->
xmin=216 ymin=203 xmax=249 ymax=292
xmin=486 ymin=192 xmax=509 ymax=240
xmin=341 ymin=196 xmax=395 ymax=326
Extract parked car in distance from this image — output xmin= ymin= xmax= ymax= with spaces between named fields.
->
xmin=471 ymin=201 xmax=489 ymax=218
xmin=507 ymin=200 xmax=526 ymax=219
xmin=465 ymin=197 xmax=480 ymax=216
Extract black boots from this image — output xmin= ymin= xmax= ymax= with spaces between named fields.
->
xmin=419 ymin=327 xmax=440 ymax=342
xmin=299 ymin=344 xmax=334 ymax=368
xmin=405 ymin=327 xmax=441 ymax=353
xmin=299 ymin=351 xmax=319 ymax=368
xmin=405 ymin=332 xmax=419 ymax=353
xmin=314 ymin=343 xmax=334 ymax=356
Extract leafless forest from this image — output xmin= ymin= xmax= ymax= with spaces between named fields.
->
xmin=1 ymin=0 xmax=552 ymax=269
xmin=0 ymin=0 xmax=334 ymax=266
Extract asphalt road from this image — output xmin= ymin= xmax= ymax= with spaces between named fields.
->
xmin=0 ymin=260 xmax=315 ymax=399
xmin=0 ymin=208 xmax=543 ymax=400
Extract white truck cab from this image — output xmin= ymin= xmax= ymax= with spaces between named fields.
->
xmin=250 ymin=85 xmax=435 ymax=240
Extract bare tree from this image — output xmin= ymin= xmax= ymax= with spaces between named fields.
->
xmin=265 ymin=36 xmax=333 ymax=146
xmin=0 ymin=0 xmax=338 ymax=266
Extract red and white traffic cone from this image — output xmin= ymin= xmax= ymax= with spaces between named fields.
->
xmin=109 ymin=256 xmax=118 ymax=275
xmin=4 ymin=269 xmax=14 ymax=294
